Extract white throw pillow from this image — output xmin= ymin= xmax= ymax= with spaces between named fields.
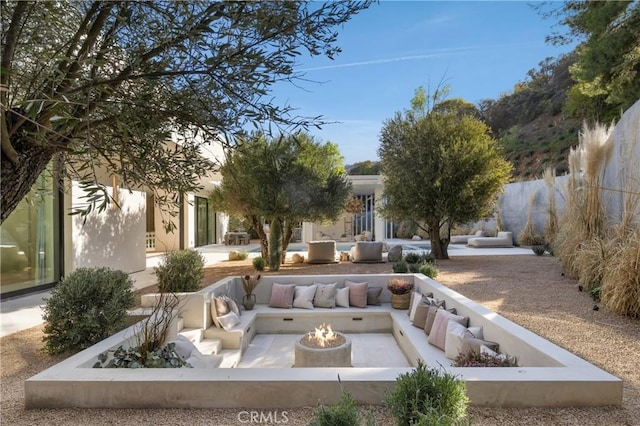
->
xmin=186 ymin=352 xmax=223 ymax=368
xmin=335 ymin=287 xmax=349 ymax=307
xmin=293 ymin=285 xmax=317 ymax=309
xmin=480 ymin=344 xmax=508 ymax=361
xmin=218 ymin=311 xmax=240 ymax=331
xmin=223 ymin=295 xmax=241 ymax=316
xmin=444 ymin=322 xmax=484 ymax=359
xmin=171 ymin=334 xmax=198 ymax=360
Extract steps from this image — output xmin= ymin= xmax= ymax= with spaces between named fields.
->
xmin=178 ymin=327 xmax=222 ymax=355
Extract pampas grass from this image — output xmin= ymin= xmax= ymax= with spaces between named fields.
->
xmin=519 ymin=191 xmax=541 ymax=245
xmin=574 ymin=236 xmax=611 ymax=293
xmin=601 ymin=228 xmax=640 ymax=317
xmin=544 ymin=167 xmax=558 ymax=243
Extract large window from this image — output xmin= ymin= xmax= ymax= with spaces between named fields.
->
xmin=195 ymin=196 xmax=216 ymax=247
xmin=1 ymin=168 xmax=60 ymax=297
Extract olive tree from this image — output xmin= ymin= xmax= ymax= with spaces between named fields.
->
xmin=378 ymin=87 xmax=512 ymax=259
xmin=0 ymin=1 xmax=371 ymax=223
xmin=210 ymin=133 xmax=352 ymax=270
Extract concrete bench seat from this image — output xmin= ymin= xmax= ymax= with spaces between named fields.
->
xmin=467 ymin=231 xmax=514 ymax=247
xmin=26 ymin=273 xmax=622 ymax=409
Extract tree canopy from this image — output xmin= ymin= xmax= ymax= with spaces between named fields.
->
xmin=379 ymin=87 xmax=512 ymax=259
xmin=0 ymin=0 xmax=370 ymax=223
xmin=541 ymin=0 xmax=640 ymax=120
xmin=210 ymin=133 xmax=352 ymax=270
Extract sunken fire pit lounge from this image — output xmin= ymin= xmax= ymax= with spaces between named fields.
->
xmin=25 ymin=273 xmax=622 ymax=409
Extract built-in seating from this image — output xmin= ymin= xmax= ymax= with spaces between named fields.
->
xmin=467 ymin=231 xmax=514 ymax=247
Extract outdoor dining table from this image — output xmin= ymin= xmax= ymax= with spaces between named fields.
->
xmin=225 ymin=232 xmax=250 ymax=245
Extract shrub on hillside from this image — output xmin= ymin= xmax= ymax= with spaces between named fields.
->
xmin=42 ymin=267 xmax=135 ymax=354
xmin=155 ymin=249 xmax=204 ymax=293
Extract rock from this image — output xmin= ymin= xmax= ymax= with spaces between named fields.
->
xmin=292 ymin=253 xmax=305 ymax=264
xmin=387 ymin=245 xmax=403 ymax=262
xmin=228 ymin=251 xmax=240 ymax=261
xmin=412 ymin=235 xmax=422 ymax=241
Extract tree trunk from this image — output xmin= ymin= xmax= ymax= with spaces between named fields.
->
xmin=1 ymin=142 xmax=57 ymax=223
xmin=268 ymin=217 xmax=283 ymax=271
xmin=281 ymin=221 xmax=294 ymax=264
xmin=429 ymin=219 xmax=449 ymax=260
xmin=249 ymin=215 xmax=268 ymax=259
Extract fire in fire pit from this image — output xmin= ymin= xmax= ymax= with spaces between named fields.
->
xmin=294 ymin=324 xmax=352 ymax=367
xmin=300 ymin=324 xmax=346 ymax=349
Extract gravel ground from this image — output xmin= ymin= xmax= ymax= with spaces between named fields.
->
xmin=1 ymin=254 xmax=639 ymax=425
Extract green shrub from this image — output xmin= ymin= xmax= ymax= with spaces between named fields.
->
xmin=252 ymin=256 xmax=266 ymax=271
xmin=408 ymin=263 xmax=421 ymax=273
xmin=309 ymin=391 xmax=360 ymax=426
xmin=93 ymin=342 xmax=190 ymax=369
xmin=236 ymin=251 xmax=249 ymax=260
xmin=404 ymin=252 xmax=421 ymax=264
xmin=385 ymin=361 xmax=468 ymax=425
xmin=42 ymin=267 xmax=135 ymax=355
xmin=419 ymin=263 xmax=439 ymax=279
xmin=532 ymin=246 xmax=546 ymax=256
xmin=155 ymin=249 xmax=204 ymax=293
xmin=419 ymin=252 xmax=435 ymax=264
xmin=392 ymin=260 xmax=408 ymax=273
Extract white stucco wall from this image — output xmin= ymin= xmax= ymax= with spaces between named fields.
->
xmin=69 ymin=181 xmax=146 ymax=274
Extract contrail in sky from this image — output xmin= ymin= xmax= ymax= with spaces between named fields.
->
xmin=298 ymin=43 xmax=536 ymax=72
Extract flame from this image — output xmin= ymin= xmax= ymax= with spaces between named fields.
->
xmin=308 ymin=324 xmax=336 ymax=348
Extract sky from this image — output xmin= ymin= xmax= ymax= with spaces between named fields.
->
xmin=271 ymin=1 xmax=577 ymax=165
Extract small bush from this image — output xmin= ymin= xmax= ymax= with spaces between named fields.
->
xmin=155 ymin=249 xmax=204 ymax=293
xmin=453 ymin=350 xmax=519 ymax=367
xmin=419 ymin=252 xmax=435 ymax=264
xmin=42 ymin=267 xmax=135 ymax=354
xmin=252 ymin=256 xmax=266 ymax=271
xmin=236 ymin=251 xmax=249 ymax=260
xmin=93 ymin=342 xmax=190 ymax=369
xmin=532 ymin=246 xmax=546 ymax=256
xmin=408 ymin=263 xmax=421 ymax=273
xmin=404 ymin=252 xmax=421 ymax=264
xmin=385 ymin=361 xmax=468 ymax=425
xmin=392 ymin=260 xmax=408 ymax=273
xmin=309 ymin=391 xmax=360 ymax=426
xmin=419 ymin=263 xmax=439 ymax=279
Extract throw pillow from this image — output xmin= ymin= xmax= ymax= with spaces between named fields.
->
xmin=426 ymin=296 xmax=446 ymax=309
xmin=186 ymin=352 xmax=223 ymax=368
xmin=345 ymin=280 xmax=368 ymax=308
xmin=423 ymin=305 xmax=441 ymax=335
xmin=217 ymin=311 xmax=240 ymax=331
xmin=269 ymin=283 xmax=296 ymax=309
xmin=408 ymin=291 xmax=424 ymax=321
xmin=171 ymin=335 xmax=198 ymax=360
xmin=313 ymin=282 xmax=338 ymax=308
xmin=460 ymin=336 xmax=500 ymax=355
xmin=335 ymin=287 xmax=349 ymax=308
xmin=444 ymin=322 xmax=484 ymax=359
xmin=222 ymin=295 xmax=240 ymax=316
xmin=412 ymin=303 xmax=431 ymax=329
xmin=293 ymin=285 xmax=317 ymax=309
xmin=367 ymin=287 xmax=383 ymax=306
xmin=427 ymin=309 xmax=469 ymax=351
xmin=210 ymin=296 xmax=228 ymax=328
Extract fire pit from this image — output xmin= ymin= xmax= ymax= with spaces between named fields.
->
xmin=294 ymin=324 xmax=352 ymax=367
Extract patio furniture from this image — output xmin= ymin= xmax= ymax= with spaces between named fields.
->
xmin=450 ymin=230 xmax=487 ymax=244
xmin=225 ymin=232 xmax=250 ymax=245
xmin=351 ymin=241 xmax=384 ymax=263
xmin=467 ymin=231 xmax=513 ymax=248
xmin=306 ymin=240 xmax=338 ymax=264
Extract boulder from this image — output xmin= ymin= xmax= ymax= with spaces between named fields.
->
xmin=387 ymin=245 xmax=403 ymax=262
xmin=411 ymin=235 xmax=422 ymax=241
xmin=292 ymin=253 xmax=305 ymax=263
xmin=228 ymin=251 xmax=240 ymax=261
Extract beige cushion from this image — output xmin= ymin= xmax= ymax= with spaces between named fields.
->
xmin=186 ymin=352 xmax=223 ymax=368
xmin=269 ymin=283 xmax=296 ymax=309
xmin=427 ymin=309 xmax=469 ymax=351
xmin=335 ymin=287 xmax=349 ymax=308
xmin=345 ymin=280 xmax=368 ymax=308
xmin=444 ymin=321 xmax=484 ymax=359
xmin=210 ymin=296 xmax=228 ymax=328
xmin=222 ymin=295 xmax=240 ymax=316
xmin=293 ymin=285 xmax=317 ymax=309
xmin=367 ymin=287 xmax=383 ymax=306
xmin=218 ymin=311 xmax=240 ymax=331
xmin=412 ymin=303 xmax=431 ymax=329
xmin=307 ymin=241 xmax=337 ymax=264
xmin=408 ymin=291 xmax=424 ymax=321
xmin=352 ymin=241 xmax=383 ymax=263
xmin=313 ymin=282 xmax=337 ymax=308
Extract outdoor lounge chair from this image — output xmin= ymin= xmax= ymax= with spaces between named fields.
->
xmin=306 ymin=240 xmax=338 ymax=264
xmin=350 ymin=241 xmax=384 ymax=263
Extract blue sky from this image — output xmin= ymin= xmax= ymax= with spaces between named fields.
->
xmin=272 ymin=1 xmax=576 ymax=165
